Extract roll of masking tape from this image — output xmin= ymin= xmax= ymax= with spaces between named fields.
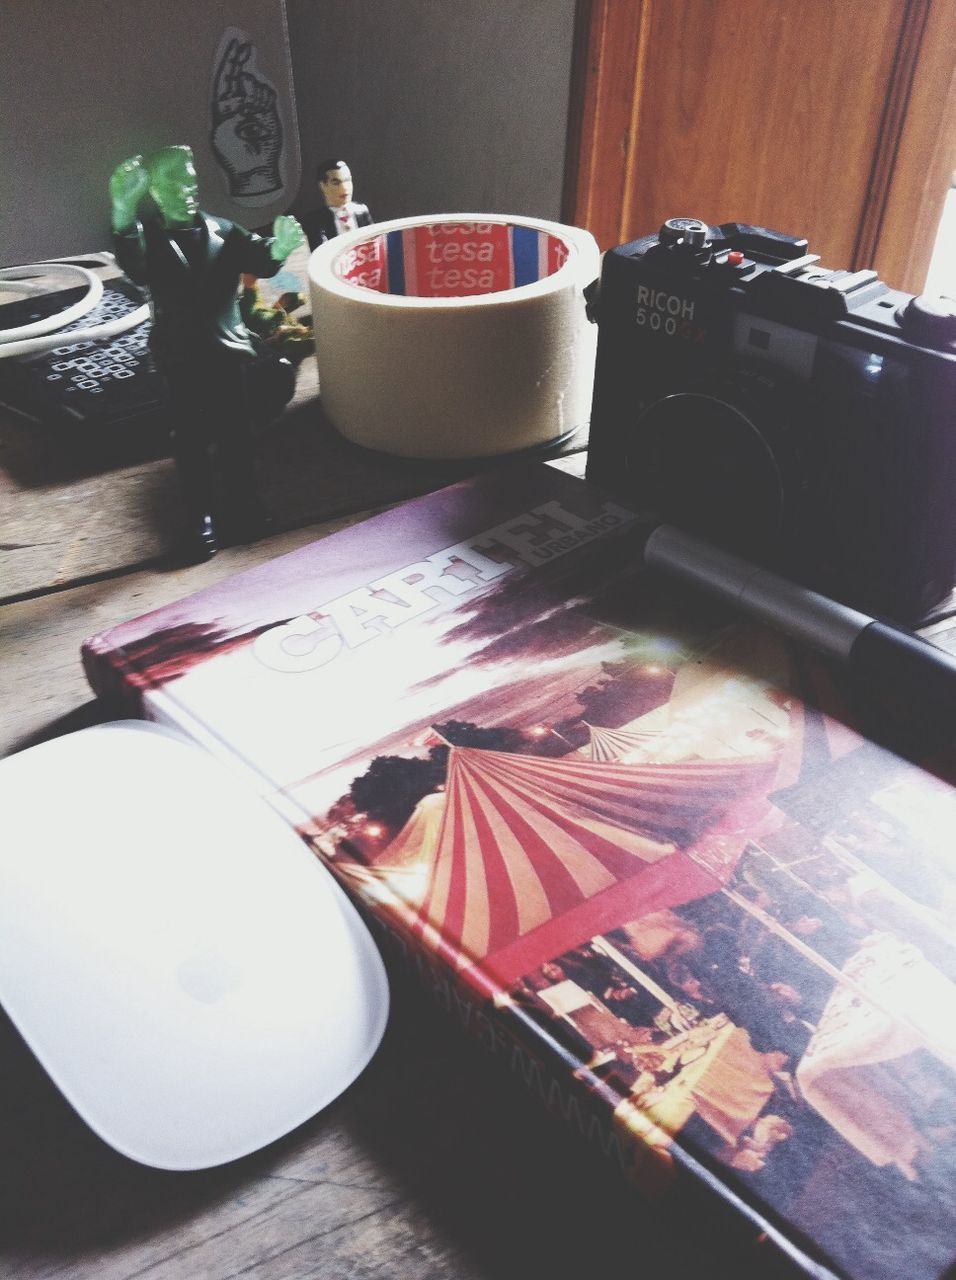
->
xmin=308 ymin=213 xmax=600 ymax=459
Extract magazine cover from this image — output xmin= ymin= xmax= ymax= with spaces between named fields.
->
xmin=83 ymin=463 xmax=956 ymax=1280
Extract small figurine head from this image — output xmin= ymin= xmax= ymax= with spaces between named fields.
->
xmin=317 ymin=159 xmax=353 ymax=209
xmin=147 ymin=145 xmax=200 ymax=229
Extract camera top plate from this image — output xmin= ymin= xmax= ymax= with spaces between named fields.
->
xmin=607 ymin=220 xmax=955 ymax=356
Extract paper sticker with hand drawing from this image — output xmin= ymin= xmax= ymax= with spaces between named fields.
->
xmin=210 ymin=30 xmax=286 ymax=203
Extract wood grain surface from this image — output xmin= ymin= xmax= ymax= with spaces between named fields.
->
xmin=569 ymin=0 xmax=956 ymax=292
xmin=0 ymin=960 xmax=787 ymax=1280
xmin=0 ymin=353 xmax=587 ymax=604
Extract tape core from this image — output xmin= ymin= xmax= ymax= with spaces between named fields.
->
xmin=330 ymin=219 xmax=571 ymax=299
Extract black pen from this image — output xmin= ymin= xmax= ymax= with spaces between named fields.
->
xmin=642 ymin=524 xmax=956 ymax=742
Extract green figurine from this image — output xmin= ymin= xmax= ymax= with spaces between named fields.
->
xmin=109 ymin=144 xmax=306 ymax=560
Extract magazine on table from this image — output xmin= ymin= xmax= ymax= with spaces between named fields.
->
xmin=83 ymin=461 xmax=956 ymax=1280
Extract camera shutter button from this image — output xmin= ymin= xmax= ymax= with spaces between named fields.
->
xmin=895 ymin=294 xmax=956 ymax=348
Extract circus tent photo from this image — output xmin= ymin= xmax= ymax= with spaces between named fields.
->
xmin=337 ymin=739 xmax=782 ymax=991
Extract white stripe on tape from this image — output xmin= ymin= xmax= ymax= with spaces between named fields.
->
xmin=308 ymin=213 xmax=600 ymax=460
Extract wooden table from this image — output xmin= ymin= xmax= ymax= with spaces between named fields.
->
xmin=0 ymin=373 xmax=787 ymax=1280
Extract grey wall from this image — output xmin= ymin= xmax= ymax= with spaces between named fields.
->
xmin=1 ymin=0 xmax=577 ymax=265
xmin=1 ymin=1 xmax=300 ymax=263
xmin=285 ymin=0 xmax=577 ymax=227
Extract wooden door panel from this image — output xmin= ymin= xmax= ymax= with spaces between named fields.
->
xmin=871 ymin=0 xmax=956 ymax=289
xmin=568 ymin=0 xmax=956 ymax=292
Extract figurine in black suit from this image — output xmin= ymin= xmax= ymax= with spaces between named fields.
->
xmin=302 ymin=159 xmax=373 ymax=250
xmin=109 ymin=145 xmax=305 ymax=561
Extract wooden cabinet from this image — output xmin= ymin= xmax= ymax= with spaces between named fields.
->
xmin=565 ymin=0 xmax=956 ymax=293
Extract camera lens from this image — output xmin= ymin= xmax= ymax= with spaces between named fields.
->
xmin=625 ymin=392 xmax=786 ymax=551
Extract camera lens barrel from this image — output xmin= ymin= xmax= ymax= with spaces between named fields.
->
xmin=623 ymin=361 xmax=807 ymax=563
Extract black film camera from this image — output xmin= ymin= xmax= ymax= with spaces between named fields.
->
xmin=585 ymin=218 xmax=956 ymax=622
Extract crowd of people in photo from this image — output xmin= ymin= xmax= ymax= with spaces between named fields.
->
xmin=510 ymin=803 xmax=956 ymax=1186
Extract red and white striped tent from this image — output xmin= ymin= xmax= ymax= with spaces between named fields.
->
xmin=385 ymin=743 xmax=782 ymax=994
xmin=330 ymin=654 xmax=869 ymax=997
xmin=584 ymin=721 xmax=661 ymax=762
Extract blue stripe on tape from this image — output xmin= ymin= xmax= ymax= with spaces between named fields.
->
xmin=386 ymin=230 xmax=406 ymax=295
xmin=511 ymin=226 xmax=539 ymax=287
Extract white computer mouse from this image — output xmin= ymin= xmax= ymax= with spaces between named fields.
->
xmin=0 ymin=720 xmax=389 ymax=1171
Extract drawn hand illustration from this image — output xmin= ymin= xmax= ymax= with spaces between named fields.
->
xmin=211 ymin=37 xmax=283 ymax=197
